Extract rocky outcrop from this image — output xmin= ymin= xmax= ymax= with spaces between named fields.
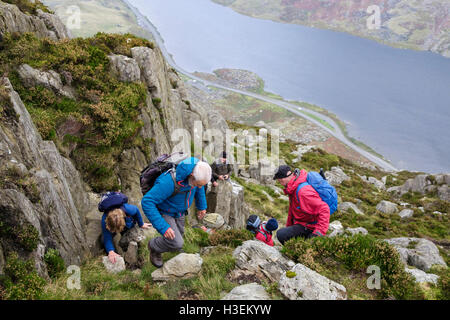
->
xmin=17 ymin=64 xmax=76 ymax=99
xmin=108 ymin=54 xmax=141 ymax=83
xmin=387 ymin=174 xmax=450 ymax=202
xmin=279 ymin=264 xmax=347 ymax=300
xmin=0 ymin=77 xmax=90 ymax=276
xmin=0 ymin=2 xmax=70 ymax=40
xmin=232 ymin=240 xmax=295 ymax=282
xmin=384 ymin=237 xmax=447 ymax=272
xmin=222 ymin=283 xmax=270 ymax=300
xmin=206 ymin=180 xmax=248 ymax=229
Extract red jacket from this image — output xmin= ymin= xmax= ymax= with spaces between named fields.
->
xmin=255 ymin=223 xmax=274 ymax=246
xmin=284 ymin=169 xmax=330 ymax=236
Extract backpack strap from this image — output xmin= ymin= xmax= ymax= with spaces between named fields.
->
xmin=295 ymin=182 xmax=309 ymax=211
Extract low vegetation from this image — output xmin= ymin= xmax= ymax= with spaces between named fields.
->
xmin=0 ymin=32 xmax=154 ymax=192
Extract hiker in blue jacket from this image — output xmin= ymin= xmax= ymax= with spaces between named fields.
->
xmin=102 ymin=202 xmax=151 ymax=264
xmin=141 ymin=157 xmax=211 ymax=268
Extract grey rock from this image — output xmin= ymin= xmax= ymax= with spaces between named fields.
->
xmin=35 ymin=9 xmax=72 ymax=39
xmin=328 ymin=221 xmax=344 ymax=237
xmin=248 ymin=159 xmax=276 ymax=185
xmin=18 ymin=64 xmax=76 ymax=99
xmin=0 ymin=2 xmax=70 ymax=40
xmin=203 ymin=213 xmax=225 ymax=229
xmin=338 ymin=202 xmax=364 ymax=215
xmin=346 ymin=227 xmax=368 ymax=236
xmin=376 ymin=200 xmax=398 ymax=214
xmin=325 ymin=167 xmax=350 ymax=186
xmin=398 ymin=209 xmax=414 ymax=219
xmin=108 ymin=54 xmax=141 ymax=82
xmin=404 ymin=268 xmax=439 ymax=285
xmin=437 ymin=185 xmax=450 ymax=202
xmin=233 ymin=240 xmax=295 ymax=282
xmin=123 ymin=241 xmax=139 ymax=267
xmin=222 ymin=283 xmax=270 ymax=300
xmin=152 ymin=253 xmax=203 ymax=281
xmin=278 ymin=264 xmax=347 ymax=300
xmin=102 ymin=256 xmax=126 ymax=274
xmin=206 ymin=180 xmax=248 ymax=229
xmin=0 ymin=77 xmax=89 ymax=276
xmin=384 ymin=237 xmax=447 ymax=271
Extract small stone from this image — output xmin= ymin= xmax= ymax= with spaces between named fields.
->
xmin=398 ymin=209 xmax=414 ymax=219
xmin=102 ymin=256 xmax=126 ymax=274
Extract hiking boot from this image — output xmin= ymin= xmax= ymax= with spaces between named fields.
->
xmin=148 ymin=240 xmax=163 ymax=268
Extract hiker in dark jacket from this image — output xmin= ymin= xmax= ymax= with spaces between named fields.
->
xmin=102 ymin=203 xmax=151 ymax=264
xmin=273 ymin=165 xmax=330 ymax=244
xmin=141 ymin=157 xmax=211 ymax=268
xmin=210 ymin=151 xmax=233 ymax=188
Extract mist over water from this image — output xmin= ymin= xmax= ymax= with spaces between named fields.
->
xmin=129 ymin=0 xmax=450 ymax=173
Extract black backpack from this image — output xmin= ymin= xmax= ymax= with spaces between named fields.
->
xmin=139 ymin=152 xmax=188 ymax=196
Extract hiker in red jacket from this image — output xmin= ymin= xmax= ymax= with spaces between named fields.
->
xmin=254 ymin=218 xmax=278 ymax=247
xmin=273 ymin=165 xmax=330 ymax=244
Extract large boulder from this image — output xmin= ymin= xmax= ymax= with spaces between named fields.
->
xmin=151 ymin=253 xmax=203 ymax=281
xmin=206 ymin=180 xmax=248 ymax=229
xmin=232 ymin=240 xmax=295 ymax=282
xmin=324 ymin=167 xmax=350 ymax=186
xmin=278 ymin=264 xmax=347 ymax=300
xmin=376 ymin=200 xmax=398 ymax=214
xmin=222 ymin=283 xmax=271 ymax=300
xmin=384 ymin=238 xmax=447 ymax=271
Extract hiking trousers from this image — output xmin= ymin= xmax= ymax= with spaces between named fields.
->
xmin=276 ymin=224 xmax=313 ymax=245
xmin=149 ymin=214 xmax=186 ymax=254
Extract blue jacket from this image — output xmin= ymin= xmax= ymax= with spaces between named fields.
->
xmin=102 ymin=203 xmax=144 ymax=253
xmin=141 ymin=157 xmax=207 ymax=235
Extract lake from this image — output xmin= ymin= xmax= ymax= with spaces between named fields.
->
xmin=128 ymin=0 xmax=450 ymax=174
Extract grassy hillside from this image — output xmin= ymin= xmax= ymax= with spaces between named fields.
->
xmin=0 ymin=31 xmax=153 ymax=192
xmin=42 ymin=0 xmax=155 ymax=41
